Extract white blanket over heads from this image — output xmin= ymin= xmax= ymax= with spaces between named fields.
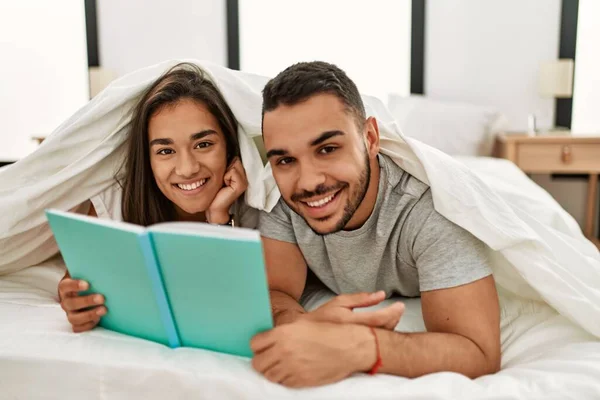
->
xmin=1 ymin=59 xmax=599 ymax=341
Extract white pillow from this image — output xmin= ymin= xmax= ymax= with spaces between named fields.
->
xmin=387 ymin=94 xmax=508 ymax=156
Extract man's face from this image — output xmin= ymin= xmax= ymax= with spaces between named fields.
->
xmin=263 ymin=93 xmax=378 ymax=235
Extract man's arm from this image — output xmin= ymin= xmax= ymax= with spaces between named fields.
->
xmin=362 ymin=188 xmax=500 ymax=377
xmin=356 ymin=275 xmax=500 ymax=378
xmin=251 ymin=275 xmax=500 ymax=387
xmin=262 ymin=236 xmax=308 ymax=326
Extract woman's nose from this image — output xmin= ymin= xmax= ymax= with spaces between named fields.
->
xmin=175 ymin=151 xmax=201 ymax=178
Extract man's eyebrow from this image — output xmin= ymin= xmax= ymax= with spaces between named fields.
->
xmin=266 ymin=148 xmax=288 ymax=159
xmin=149 ymin=130 xmax=217 ymax=147
xmin=310 ymin=130 xmax=345 ymax=146
xmin=265 ymin=131 xmax=345 ymax=159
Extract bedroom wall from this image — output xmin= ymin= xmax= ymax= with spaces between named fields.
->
xmin=424 ymin=1 xmax=596 ymax=237
xmin=425 ymin=0 xmax=562 ymax=131
xmin=238 ymin=0 xmax=412 ymax=101
xmin=571 ymin=0 xmax=600 ymax=135
xmin=96 ymin=0 xmax=227 ymax=78
xmin=0 ymin=1 xmax=89 ymax=162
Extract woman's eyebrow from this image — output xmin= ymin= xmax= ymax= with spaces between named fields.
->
xmin=149 ymin=138 xmax=173 ymax=147
xmin=190 ymin=130 xmax=218 ymax=141
xmin=149 ymin=130 xmax=217 ymax=147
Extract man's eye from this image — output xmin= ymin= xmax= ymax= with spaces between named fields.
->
xmin=195 ymin=142 xmax=212 ymax=149
xmin=157 ymin=148 xmax=174 ymax=155
xmin=319 ymin=146 xmax=337 ymax=154
xmin=277 ymin=157 xmax=295 ymax=166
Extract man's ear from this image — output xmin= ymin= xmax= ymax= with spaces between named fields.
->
xmin=363 ymin=116 xmax=380 ymax=158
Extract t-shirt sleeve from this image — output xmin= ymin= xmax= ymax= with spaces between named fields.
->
xmin=233 ymin=199 xmax=259 ymax=229
xmin=402 ymin=189 xmax=492 ymax=292
xmin=258 ymin=200 xmax=297 ymax=244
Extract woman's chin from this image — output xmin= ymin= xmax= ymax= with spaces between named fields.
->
xmin=173 ymin=203 xmax=208 ymax=221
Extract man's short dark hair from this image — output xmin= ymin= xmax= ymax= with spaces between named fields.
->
xmin=261 ymin=61 xmax=366 ymax=129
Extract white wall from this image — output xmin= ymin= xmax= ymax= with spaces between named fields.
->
xmin=97 ymin=0 xmax=227 ymax=78
xmin=239 ymin=0 xmax=412 ymax=101
xmin=425 ymin=0 xmax=561 ymax=131
xmin=571 ymin=0 xmax=600 ymax=135
xmin=0 ymin=1 xmax=89 ymax=161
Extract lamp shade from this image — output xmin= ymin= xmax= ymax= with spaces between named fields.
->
xmin=538 ymin=59 xmax=574 ymax=98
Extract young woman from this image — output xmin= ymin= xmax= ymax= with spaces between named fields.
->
xmin=57 ymin=63 xmax=255 ymax=332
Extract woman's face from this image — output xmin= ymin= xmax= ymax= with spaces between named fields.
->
xmin=148 ymin=98 xmax=228 ymax=217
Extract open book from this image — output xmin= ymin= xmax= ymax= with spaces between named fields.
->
xmin=46 ymin=209 xmax=273 ymax=358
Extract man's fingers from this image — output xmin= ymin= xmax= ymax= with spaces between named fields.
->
xmin=380 ymin=302 xmax=405 ymax=329
xmin=252 ymin=352 xmax=280 ymax=374
xmin=68 ymin=306 xmax=105 ymax=327
xmin=331 ymin=291 xmax=386 ymax=309
xmin=250 ymin=330 xmax=276 ymax=354
xmin=263 ymin=362 xmax=289 ymax=384
xmin=62 ymin=293 xmax=104 ymax=312
xmin=58 ymin=279 xmax=89 ymax=299
xmin=351 ymin=302 xmax=405 ymax=329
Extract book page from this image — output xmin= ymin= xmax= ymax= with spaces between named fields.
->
xmin=150 ymin=222 xmax=260 ymax=241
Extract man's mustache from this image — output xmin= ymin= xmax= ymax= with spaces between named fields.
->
xmin=291 ymin=182 xmax=348 ymax=202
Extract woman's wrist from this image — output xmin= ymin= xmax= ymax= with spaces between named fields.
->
xmin=206 ymin=210 xmax=232 ymax=225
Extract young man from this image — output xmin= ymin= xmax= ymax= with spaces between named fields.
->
xmin=251 ymin=61 xmax=500 ymax=388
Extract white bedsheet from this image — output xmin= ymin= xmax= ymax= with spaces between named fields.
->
xmin=2 ymin=59 xmax=599 ymax=340
xmin=1 ymin=158 xmax=599 ymax=400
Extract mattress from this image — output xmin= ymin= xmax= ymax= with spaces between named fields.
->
xmin=1 ymin=157 xmax=599 ymax=399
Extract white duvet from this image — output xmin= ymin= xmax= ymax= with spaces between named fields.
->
xmin=0 ymin=60 xmax=599 ymax=399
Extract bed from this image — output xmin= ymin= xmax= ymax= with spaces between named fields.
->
xmin=1 ymin=156 xmax=599 ymax=400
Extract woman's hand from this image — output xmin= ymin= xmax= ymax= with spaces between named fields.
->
xmin=206 ymin=157 xmax=248 ymax=224
xmin=58 ymin=273 xmax=106 ymax=333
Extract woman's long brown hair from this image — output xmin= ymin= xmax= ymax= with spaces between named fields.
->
xmin=119 ymin=63 xmax=241 ymax=226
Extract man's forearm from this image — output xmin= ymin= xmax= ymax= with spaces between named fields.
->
xmin=355 ymin=328 xmax=500 ymax=379
xmin=269 ymin=290 xmax=306 ymax=326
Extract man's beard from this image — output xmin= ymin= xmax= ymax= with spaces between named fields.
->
xmin=285 ymin=151 xmax=372 ymax=235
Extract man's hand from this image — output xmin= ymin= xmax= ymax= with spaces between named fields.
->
xmin=58 ymin=276 xmax=106 ymax=333
xmin=251 ymin=319 xmax=375 ymax=388
xmin=304 ymin=291 xmax=405 ymax=330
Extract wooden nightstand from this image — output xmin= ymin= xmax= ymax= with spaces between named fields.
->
xmin=493 ymin=134 xmax=600 ymax=249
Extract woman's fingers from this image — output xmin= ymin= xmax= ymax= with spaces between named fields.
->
xmin=62 ymin=293 xmax=104 ymax=312
xmin=224 ymin=160 xmax=248 ymax=194
xmin=58 ymin=278 xmax=88 ymax=301
xmin=71 ymin=318 xmax=101 ymax=333
xmin=58 ymin=277 xmax=105 ymax=333
xmin=230 ymin=158 xmax=247 ymax=181
xmin=68 ymin=306 xmax=106 ymax=327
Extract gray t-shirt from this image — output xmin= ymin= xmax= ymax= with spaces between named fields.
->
xmin=259 ymin=154 xmax=492 ymax=297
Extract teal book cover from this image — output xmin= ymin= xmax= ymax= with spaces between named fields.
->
xmin=45 ymin=209 xmax=273 ymax=357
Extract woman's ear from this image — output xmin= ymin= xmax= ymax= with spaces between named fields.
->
xmin=226 ymin=154 xmax=240 ymax=168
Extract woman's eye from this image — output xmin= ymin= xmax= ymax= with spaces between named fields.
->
xmin=157 ymin=148 xmax=174 ymax=155
xmin=277 ymin=157 xmax=295 ymax=166
xmin=319 ymin=146 xmax=337 ymax=154
xmin=195 ymin=141 xmax=212 ymax=149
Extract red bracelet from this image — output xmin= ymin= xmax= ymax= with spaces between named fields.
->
xmin=368 ymin=327 xmax=383 ymax=375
